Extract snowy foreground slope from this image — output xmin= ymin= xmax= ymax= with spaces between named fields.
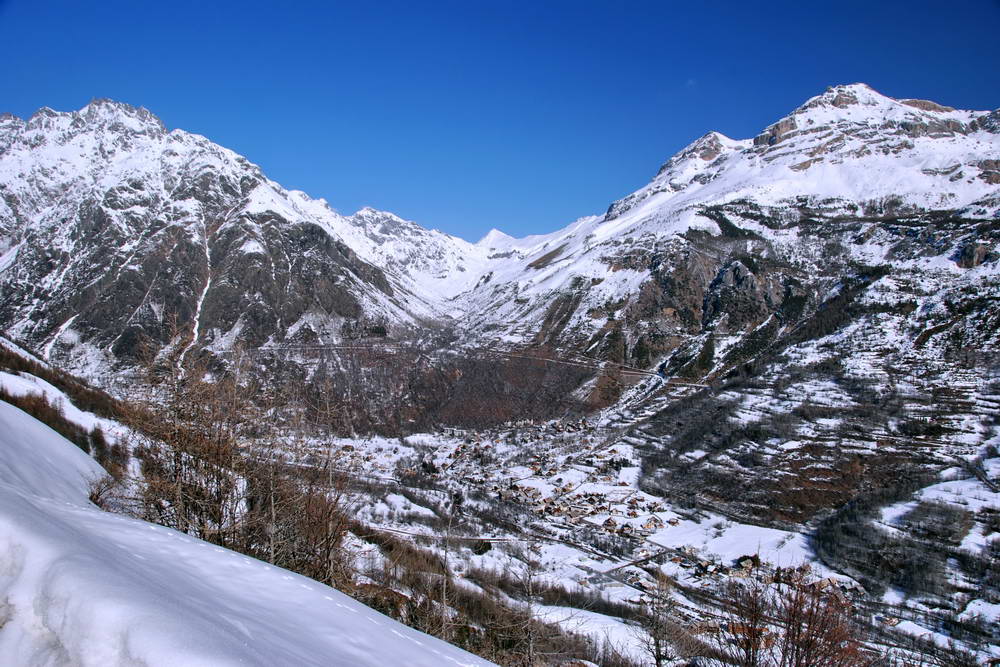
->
xmin=0 ymin=401 xmax=492 ymax=666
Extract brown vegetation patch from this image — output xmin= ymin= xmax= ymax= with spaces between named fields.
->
xmin=527 ymin=243 xmax=568 ymax=270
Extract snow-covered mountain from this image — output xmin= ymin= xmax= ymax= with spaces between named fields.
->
xmin=2 ymin=84 xmax=999 ymax=661
xmin=0 ymin=99 xmax=490 ymax=376
xmin=0 ymin=84 xmax=997 ymax=411
xmin=450 ymin=83 xmax=999 ymax=352
xmin=608 ymin=83 xmax=999 ymax=221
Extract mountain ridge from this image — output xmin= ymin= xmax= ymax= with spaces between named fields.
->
xmin=0 ymin=84 xmax=997 ymax=415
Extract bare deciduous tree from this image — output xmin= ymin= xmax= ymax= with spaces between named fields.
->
xmin=631 ymin=572 xmax=679 ymax=667
xmin=706 ymin=566 xmax=870 ymax=667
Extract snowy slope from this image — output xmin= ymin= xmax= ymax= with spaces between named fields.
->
xmin=0 ymin=401 xmax=492 ymax=666
xmin=606 ymin=84 xmax=999 ymax=222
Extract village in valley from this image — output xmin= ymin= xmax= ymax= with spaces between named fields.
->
xmin=292 ymin=407 xmax=892 ymax=656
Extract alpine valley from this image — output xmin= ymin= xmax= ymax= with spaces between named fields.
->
xmin=1 ymin=84 xmax=998 ymax=665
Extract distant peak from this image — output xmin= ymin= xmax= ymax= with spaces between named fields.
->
xmin=655 ymin=130 xmax=740 ymax=176
xmin=28 ymin=106 xmax=59 ymax=120
xmin=827 ymin=82 xmax=877 ymax=95
xmin=21 ymin=98 xmax=166 ymax=137
xmin=796 ymin=83 xmax=955 ymax=117
xmin=687 ymin=131 xmax=739 ymax=156
xmin=477 ymin=228 xmax=515 ymax=247
xmin=754 ymin=83 xmax=922 ymax=149
xmin=353 ymin=206 xmax=403 ymax=222
xmin=86 ymin=97 xmax=131 ymax=109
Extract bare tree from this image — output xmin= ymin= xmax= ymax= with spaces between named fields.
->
xmin=713 ymin=576 xmax=775 ymax=667
xmin=631 ymin=572 xmax=679 ymax=667
xmin=520 ymin=539 xmax=542 ymax=666
xmin=775 ymin=581 xmax=865 ymax=667
xmin=435 ymin=489 xmax=468 ymax=642
xmin=119 ymin=343 xmax=360 ymax=590
xmin=706 ymin=567 xmax=871 ymax=667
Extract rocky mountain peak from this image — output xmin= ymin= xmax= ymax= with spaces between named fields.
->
xmin=1 ymin=88 xmax=997 ymax=387
xmin=812 ymin=82 xmax=885 ymax=108
xmin=654 ymin=131 xmax=735 ymax=176
xmin=20 ymin=99 xmax=166 ymax=140
xmin=752 ymin=83 xmax=893 ymax=149
xmin=808 ymin=83 xmax=958 ymax=117
xmin=352 ymin=206 xmax=405 ymax=224
xmin=348 ymin=207 xmax=429 ymax=243
xmin=753 ymin=82 xmax=991 ymax=151
xmin=606 ymin=82 xmax=998 ymax=228
xmin=79 ymin=98 xmax=166 ymax=135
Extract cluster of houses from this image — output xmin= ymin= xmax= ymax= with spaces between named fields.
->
xmin=323 ymin=423 xmax=894 ymax=646
xmin=307 ymin=422 xmax=910 ymax=654
xmin=526 ymin=453 xmax=560 ymax=478
xmin=493 ymin=418 xmax=597 ymax=445
xmin=298 ymin=441 xmax=398 ymax=478
xmin=655 ymin=550 xmax=869 ymax=599
xmin=545 ymin=418 xmax=594 ymax=435
xmin=573 ymin=445 xmax=626 ymax=468
xmin=427 ymin=432 xmax=685 ymax=547
xmin=600 ymin=514 xmax=672 ymax=537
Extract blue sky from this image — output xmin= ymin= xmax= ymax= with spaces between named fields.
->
xmin=3 ymin=0 xmax=998 ymax=240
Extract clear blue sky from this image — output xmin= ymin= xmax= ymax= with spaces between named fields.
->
xmin=3 ymin=0 xmax=998 ymax=240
